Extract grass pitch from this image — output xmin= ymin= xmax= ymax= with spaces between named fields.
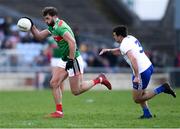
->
xmin=0 ymin=89 xmax=179 ymax=128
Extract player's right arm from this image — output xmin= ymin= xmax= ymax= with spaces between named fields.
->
xmin=99 ymin=48 xmax=121 ymax=56
xmin=31 ymin=25 xmax=50 ymax=41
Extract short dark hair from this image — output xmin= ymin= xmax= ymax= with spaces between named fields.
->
xmin=113 ymin=25 xmax=128 ymax=37
xmin=42 ymin=7 xmax=58 ymax=16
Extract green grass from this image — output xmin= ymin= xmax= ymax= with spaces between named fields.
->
xmin=0 ymin=89 xmax=179 ymax=128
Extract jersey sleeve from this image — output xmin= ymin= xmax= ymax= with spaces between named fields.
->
xmin=120 ymin=39 xmax=134 ymax=54
xmin=48 ymin=26 xmax=53 ymax=33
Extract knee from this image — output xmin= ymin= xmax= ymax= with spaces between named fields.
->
xmin=133 ymin=97 xmax=142 ymax=104
xmin=71 ymin=90 xmax=80 ymax=96
xmin=50 ymin=79 xmax=59 ymax=88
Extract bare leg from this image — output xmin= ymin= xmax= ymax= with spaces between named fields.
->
xmin=132 ymin=89 xmax=156 ymax=103
xmin=50 ymin=67 xmax=68 ymax=104
xmin=69 ymin=74 xmax=95 ymax=95
xmin=60 ymin=81 xmax=65 ymax=94
xmin=132 ymin=90 xmax=153 ymax=118
xmin=69 ymin=73 xmax=111 ymax=96
xmin=139 ymin=91 xmax=150 ymax=108
xmin=140 ymin=101 xmax=148 ymax=108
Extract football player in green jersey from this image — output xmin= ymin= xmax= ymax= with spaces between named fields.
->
xmin=28 ymin=6 xmax=112 ymax=118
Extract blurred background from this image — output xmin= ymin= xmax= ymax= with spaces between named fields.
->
xmin=0 ymin=0 xmax=180 ymax=90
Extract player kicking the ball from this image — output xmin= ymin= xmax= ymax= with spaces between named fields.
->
xmin=99 ymin=25 xmax=176 ymax=119
xmin=27 ymin=6 xmax=112 ymax=118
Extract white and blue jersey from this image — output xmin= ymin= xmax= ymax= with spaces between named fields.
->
xmin=119 ymin=35 xmax=153 ymax=90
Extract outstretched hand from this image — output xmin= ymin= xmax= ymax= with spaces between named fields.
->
xmin=99 ymin=49 xmax=110 ymax=55
xmin=21 ymin=17 xmax=34 ymax=27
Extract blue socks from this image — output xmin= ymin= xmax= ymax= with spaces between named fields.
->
xmin=143 ymin=107 xmax=152 ymax=117
xmin=141 ymin=84 xmax=166 ymax=117
xmin=154 ymin=85 xmax=165 ymax=94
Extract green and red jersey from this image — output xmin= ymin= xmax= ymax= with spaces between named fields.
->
xmin=47 ymin=36 xmax=61 ymax=58
xmin=48 ymin=18 xmax=80 ymax=61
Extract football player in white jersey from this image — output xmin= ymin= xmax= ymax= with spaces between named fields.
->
xmin=99 ymin=25 xmax=176 ymax=119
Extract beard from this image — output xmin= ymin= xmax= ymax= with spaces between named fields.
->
xmin=47 ymin=20 xmax=55 ymax=27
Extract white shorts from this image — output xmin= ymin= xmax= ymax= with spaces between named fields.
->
xmin=51 ymin=57 xmax=61 ymax=67
xmin=50 ymin=56 xmax=84 ymax=77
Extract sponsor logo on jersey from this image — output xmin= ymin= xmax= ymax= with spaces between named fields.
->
xmin=53 ymin=36 xmax=63 ymax=42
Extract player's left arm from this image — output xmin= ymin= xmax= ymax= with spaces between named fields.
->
xmin=99 ymin=48 xmax=121 ymax=56
xmin=126 ymin=50 xmax=140 ymax=83
xmin=62 ymin=32 xmax=76 ymax=59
